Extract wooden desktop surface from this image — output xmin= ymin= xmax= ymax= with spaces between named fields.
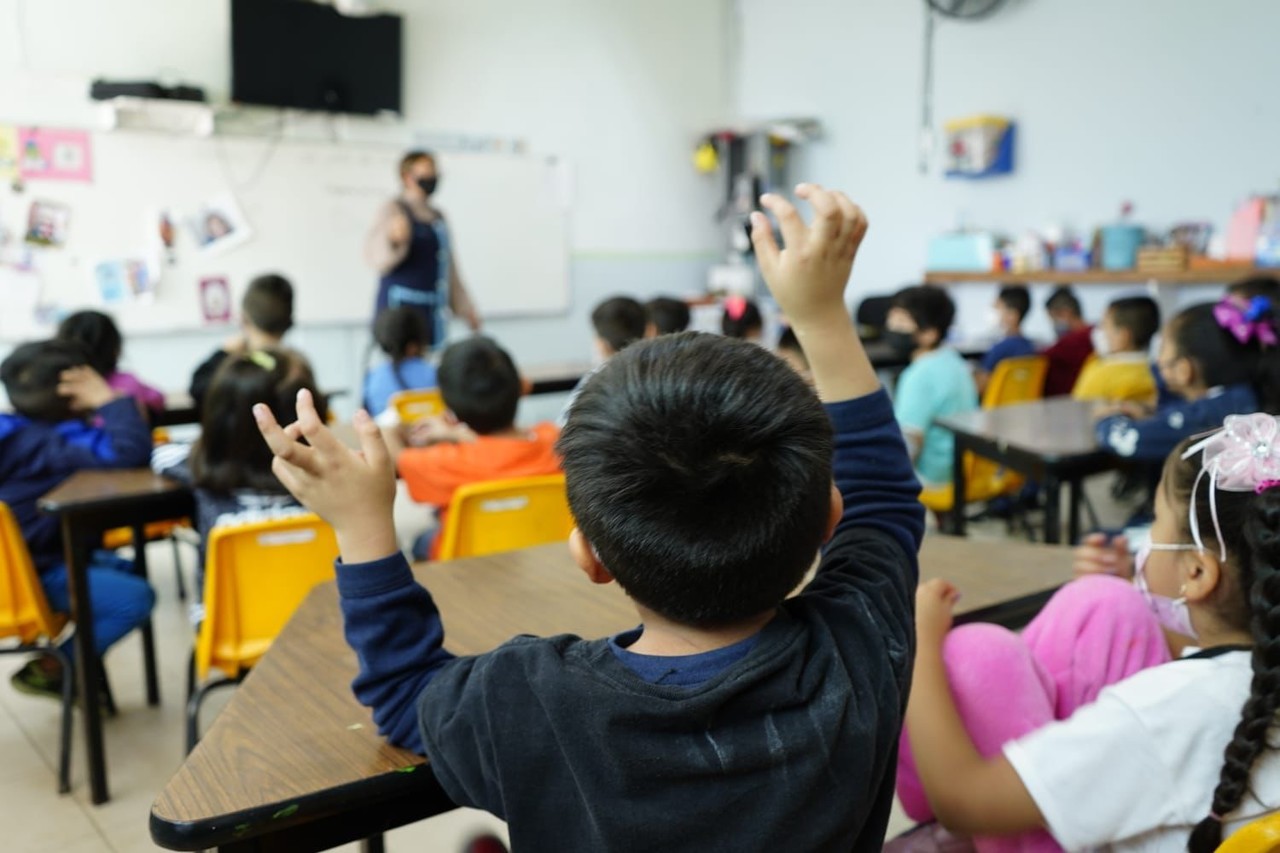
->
xmin=938 ymin=397 xmax=1103 ymax=460
xmin=151 ymin=534 xmax=1074 ymax=844
xmin=37 ymin=469 xmax=188 ymax=514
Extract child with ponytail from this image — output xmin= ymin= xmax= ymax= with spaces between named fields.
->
xmin=897 ymin=413 xmax=1280 ymax=852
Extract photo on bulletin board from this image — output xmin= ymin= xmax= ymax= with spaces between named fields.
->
xmin=186 ymin=192 xmax=253 ymax=255
xmin=0 ymin=125 xmax=19 ymax=183
xmin=24 ymin=200 xmax=71 ymax=247
xmin=93 ymin=258 xmax=154 ymax=305
xmin=199 ymin=276 xmax=232 ymax=324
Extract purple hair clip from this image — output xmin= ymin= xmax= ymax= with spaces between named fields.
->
xmin=1214 ymin=295 xmax=1278 ymax=348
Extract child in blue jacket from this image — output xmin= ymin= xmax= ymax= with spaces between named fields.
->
xmin=0 ymin=340 xmax=155 ymax=697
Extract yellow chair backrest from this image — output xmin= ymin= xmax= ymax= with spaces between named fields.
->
xmin=981 ymin=354 xmax=1050 ymax=408
xmin=0 ymin=503 xmax=66 ymax=644
xmin=195 ymin=513 xmax=339 ymax=681
xmin=1218 ymin=812 xmax=1280 ymax=852
xmin=966 ymin=355 xmax=1049 ymax=499
xmin=436 ymin=474 xmax=573 ymax=560
xmin=390 ymin=388 xmax=445 ymax=423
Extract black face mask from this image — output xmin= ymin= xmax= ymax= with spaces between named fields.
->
xmin=417 ymin=176 xmax=438 ymax=196
xmin=882 ymin=330 xmax=917 ymax=355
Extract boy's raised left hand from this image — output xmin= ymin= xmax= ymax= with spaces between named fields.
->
xmin=750 ymin=183 xmax=867 ymax=327
xmin=255 ymin=389 xmax=398 ymax=565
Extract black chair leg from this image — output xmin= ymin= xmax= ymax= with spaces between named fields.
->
xmin=170 ymin=538 xmax=187 ymax=602
xmin=48 ymin=645 xmax=74 ymax=794
xmin=99 ymin=665 xmax=118 ymax=718
xmin=140 ymin=618 xmax=160 ymax=707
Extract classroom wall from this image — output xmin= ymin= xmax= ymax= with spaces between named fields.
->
xmin=733 ymin=0 xmax=1280 ymax=341
xmin=0 ymin=0 xmax=732 ymax=416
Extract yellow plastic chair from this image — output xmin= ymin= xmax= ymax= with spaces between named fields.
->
xmin=436 ymin=474 xmax=573 ymax=560
xmin=390 ymin=388 xmax=445 ymax=423
xmin=185 ymin=513 xmax=338 ymax=750
xmin=0 ymin=502 xmax=74 ymax=792
xmin=1218 ymin=813 xmax=1280 ymax=852
xmin=920 ymin=355 xmax=1049 ymax=514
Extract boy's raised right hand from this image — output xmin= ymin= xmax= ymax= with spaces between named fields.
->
xmin=58 ymin=366 xmax=117 ymax=412
xmin=255 ymin=389 xmax=399 ymax=565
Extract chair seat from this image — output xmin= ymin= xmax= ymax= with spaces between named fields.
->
xmin=102 ymin=519 xmax=191 ymax=550
xmin=919 ymin=475 xmax=1019 ymax=513
xmin=205 ymin=638 xmax=272 ymax=680
xmin=1218 ymin=812 xmax=1280 ymax=852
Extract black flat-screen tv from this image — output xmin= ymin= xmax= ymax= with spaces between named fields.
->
xmin=231 ymin=0 xmax=402 ymax=116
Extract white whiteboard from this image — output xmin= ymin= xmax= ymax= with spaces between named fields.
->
xmin=0 ymin=130 xmax=569 ymax=340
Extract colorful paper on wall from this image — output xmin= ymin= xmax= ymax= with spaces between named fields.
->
xmin=186 ymin=192 xmax=253 ymax=256
xmin=93 ymin=259 xmax=154 ymax=305
xmin=0 ymin=126 xmax=19 ymax=183
xmin=18 ymin=128 xmax=93 ymax=182
xmin=199 ymin=276 xmax=232 ymax=324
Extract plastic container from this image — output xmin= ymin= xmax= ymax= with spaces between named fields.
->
xmin=1100 ymin=225 xmax=1144 ymax=271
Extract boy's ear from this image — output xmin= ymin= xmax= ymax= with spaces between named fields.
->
xmin=570 ymin=528 xmax=615 ymax=585
xmin=824 ymin=483 xmax=843 ymax=543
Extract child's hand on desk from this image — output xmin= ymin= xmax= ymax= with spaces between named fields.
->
xmin=915 ymin=579 xmax=961 ymax=648
xmin=750 ymin=183 xmax=867 ymax=325
xmin=1073 ymin=533 xmax=1133 ymax=580
xmin=255 ymin=389 xmax=398 ymax=564
xmin=58 ymin=366 xmax=117 ymax=412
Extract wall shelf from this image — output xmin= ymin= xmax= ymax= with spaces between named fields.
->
xmin=923 ymin=267 xmax=1272 ymax=286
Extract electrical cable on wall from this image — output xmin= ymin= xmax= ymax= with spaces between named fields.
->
xmin=918 ymin=0 xmax=1010 ymax=173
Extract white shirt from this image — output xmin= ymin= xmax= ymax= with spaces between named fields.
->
xmin=1004 ymin=650 xmax=1280 ymax=851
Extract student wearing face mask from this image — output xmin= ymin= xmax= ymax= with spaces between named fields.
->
xmin=1071 ymin=296 xmax=1160 ymax=405
xmin=366 ymin=150 xmax=481 ymax=347
xmin=885 ymin=285 xmax=979 ymax=487
xmin=1042 ymin=287 xmax=1094 ymax=397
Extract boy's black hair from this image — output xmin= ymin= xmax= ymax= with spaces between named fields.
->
xmin=437 ymin=336 xmax=521 ymax=435
xmin=1045 ymin=286 xmax=1082 ymax=318
xmin=1226 ymin=275 xmax=1280 ymax=302
xmin=1167 ymin=303 xmax=1280 ymax=412
xmin=892 ymin=285 xmax=956 ymax=339
xmin=373 ymin=307 xmax=430 ymax=391
xmin=721 ymin=298 xmax=763 ymax=339
xmin=591 ymin=297 xmax=647 ymax=353
xmin=191 ymin=348 xmax=326 ymax=494
xmin=557 ymin=332 xmax=833 ymax=627
xmin=997 ymin=285 xmax=1031 ymax=322
xmin=56 ymin=310 xmax=123 ymax=378
xmin=645 ymin=297 xmax=691 ymax=335
xmin=242 ymin=274 xmax=294 ymax=337
xmin=0 ymin=339 xmax=91 ymax=422
xmin=1107 ymin=296 xmax=1160 ymax=350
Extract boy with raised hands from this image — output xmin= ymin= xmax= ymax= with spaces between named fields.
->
xmin=255 ymin=184 xmax=924 ymax=852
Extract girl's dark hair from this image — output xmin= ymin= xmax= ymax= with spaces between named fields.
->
xmin=56 ymin=310 xmax=122 ymax=377
xmin=721 ymin=298 xmax=763 ymax=338
xmin=1161 ymin=438 xmax=1280 ymax=852
xmin=189 ymin=349 xmax=327 ymax=494
xmin=1167 ymin=303 xmax=1280 ymax=412
xmin=373 ymin=307 xmax=430 ymax=391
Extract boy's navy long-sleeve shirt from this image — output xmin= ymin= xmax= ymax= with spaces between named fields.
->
xmin=337 ymin=387 xmax=924 ymax=852
xmin=0 ymin=398 xmax=153 ymax=570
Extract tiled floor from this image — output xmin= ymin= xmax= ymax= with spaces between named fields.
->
xmin=0 ymin=473 xmax=1134 ymax=852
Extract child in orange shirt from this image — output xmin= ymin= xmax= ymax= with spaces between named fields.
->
xmin=390 ymin=336 xmax=560 ymax=557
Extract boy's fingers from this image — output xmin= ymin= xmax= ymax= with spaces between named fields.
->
xmin=749 ymin=211 xmax=779 ymax=277
xmin=1081 ymin=532 xmax=1107 ymax=547
xmin=353 ymin=409 xmax=392 ymax=472
xmin=834 ymin=193 xmax=868 ymax=254
xmin=255 ymin=403 xmax=320 ymax=474
xmin=759 ymin=193 xmax=806 ymax=253
xmin=797 ymin=183 xmax=842 ymax=247
xmin=293 ymin=389 xmax=347 ymax=457
xmin=270 ymin=456 xmax=309 ymax=499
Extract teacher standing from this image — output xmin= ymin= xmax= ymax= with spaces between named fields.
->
xmin=365 ymin=150 xmax=481 ymax=346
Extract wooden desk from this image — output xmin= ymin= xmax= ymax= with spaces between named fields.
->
xmin=151 ymin=536 xmax=1073 ymax=852
xmin=38 ymin=470 xmax=195 ymax=805
xmin=938 ymin=398 xmax=1117 ymax=545
xmin=154 ymin=393 xmax=199 ymax=428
